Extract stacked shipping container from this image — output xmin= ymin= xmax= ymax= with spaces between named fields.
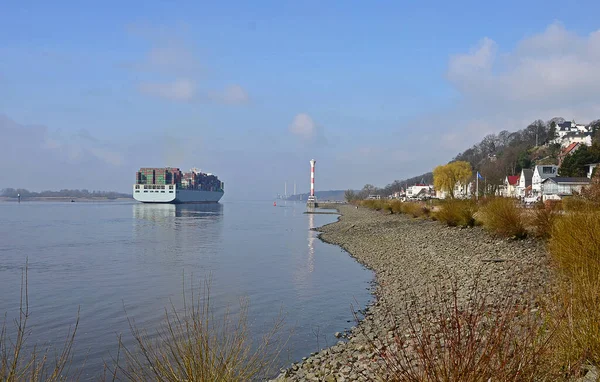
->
xmin=135 ymin=167 xmax=222 ymax=191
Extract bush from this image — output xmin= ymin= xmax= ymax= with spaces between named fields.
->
xmin=562 ymin=197 xmax=595 ymax=212
xmin=360 ymin=199 xmax=387 ymax=211
xmin=479 ymin=197 xmax=527 ymax=238
xmin=531 ymin=202 xmax=561 ymax=239
xmin=1 ymin=266 xmax=80 ymax=381
xmin=112 ymin=280 xmax=286 ymax=381
xmin=435 ymin=199 xmax=477 ymax=227
xmin=401 ymin=202 xmax=426 ymax=218
xmin=544 ymin=199 xmax=563 ymax=211
xmin=368 ymin=281 xmax=557 ymax=381
xmin=548 ymin=212 xmax=600 ymax=371
xmin=389 ymin=200 xmax=404 ymax=214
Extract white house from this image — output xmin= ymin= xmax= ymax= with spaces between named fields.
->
xmin=586 ymin=163 xmax=600 ymax=179
xmin=407 ymin=184 xmax=433 ymax=199
xmin=517 ymin=169 xmax=533 ymax=197
xmin=552 ymin=121 xmax=591 ymax=147
xmin=532 ymin=165 xmax=559 ymax=196
xmin=453 ymin=181 xmax=473 ymax=199
xmin=560 ymin=132 xmax=593 ymax=148
xmin=541 ymin=177 xmax=592 ymax=201
xmin=503 ymin=175 xmax=520 ymax=198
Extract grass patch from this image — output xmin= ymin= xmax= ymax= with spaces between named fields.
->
xmin=401 ymin=202 xmax=427 ymax=218
xmin=562 ymin=197 xmax=596 ymax=212
xmin=479 ymin=197 xmax=527 ymax=238
xmin=389 ymin=200 xmax=404 ymax=214
xmin=548 ymin=212 xmax=600 ymax=372
xmin=531 ymin=202 xmax=560 ymax=239
xmin=434 ymin=199 xmax=477 ymax=227
xmin=359 ymin=199 xmax=387 ymax=211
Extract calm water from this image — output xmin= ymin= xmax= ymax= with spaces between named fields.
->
xmin=0 ymin=200 xmax=373 ymax=379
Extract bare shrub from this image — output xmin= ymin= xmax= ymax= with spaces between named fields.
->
xmin=368 ymin=281 xmax=557 ymax=382
xmin=1 ymin=265 xmax=80 ymax=381
xmin=110 ymin=279 xmax=287 ymax=382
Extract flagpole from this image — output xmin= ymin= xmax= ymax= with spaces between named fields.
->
xmin=476 ymin=173 xmax=479 ymax=201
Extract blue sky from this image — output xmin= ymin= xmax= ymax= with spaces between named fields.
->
xmin=2 ymin=1 xmax=600 ymax=199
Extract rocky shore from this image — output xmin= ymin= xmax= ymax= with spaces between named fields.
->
xmin=273 ymin=204 xmax=551 ymax=382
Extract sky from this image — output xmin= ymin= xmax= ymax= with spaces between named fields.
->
xmin=2 ymin=1 xmax=600 ymax=200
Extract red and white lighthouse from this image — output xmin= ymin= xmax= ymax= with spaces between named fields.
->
xmin=307 ymin=159 xmax=318 ymax=207
xmin=310 ymin=159 xmax=316 ymax=197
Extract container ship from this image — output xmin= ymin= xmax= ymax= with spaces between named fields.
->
xmin=133 ymin=167 xmax=224 ymax=204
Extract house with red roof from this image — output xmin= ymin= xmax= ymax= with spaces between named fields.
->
xmin=558 ymin=142 xmax=582 ymax=166
xmin=503 ymin=175 xmax=520 ymax=197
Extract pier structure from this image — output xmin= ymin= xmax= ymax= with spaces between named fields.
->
xmin=307 ymin=159 xmax=319 ymax=208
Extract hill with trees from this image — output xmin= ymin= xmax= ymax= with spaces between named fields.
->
xmin=362 ymin=117 xmax=600 ymax=197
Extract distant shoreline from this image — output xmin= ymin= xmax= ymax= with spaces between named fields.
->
xmin=0 ymin=196 xmax=133 ymax=203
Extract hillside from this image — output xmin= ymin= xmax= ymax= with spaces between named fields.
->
xmin=368 ymin=117 xmax=600 ymax=196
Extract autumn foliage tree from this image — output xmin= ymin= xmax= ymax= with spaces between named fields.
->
xmin=433 ymin=161 xmax=473 ymax=198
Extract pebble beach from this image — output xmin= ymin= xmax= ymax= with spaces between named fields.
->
xmin=274 ymin=203 xmax=552 ymax=382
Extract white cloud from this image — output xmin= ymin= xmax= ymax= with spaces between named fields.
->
xmin=128 ymin=24 xmax=250 ymax=105
xmin=138 ymin=79 xmax=196 ymax=101
xmin=208 ymin=85 xmax=250 ymax=104
xmin=289 ymin=113 xmax=317 ymax=140
xmin=402 ymin=22 xmax=600 ymax=167
xmin=447 ymin=22 xmax=600 ymax=111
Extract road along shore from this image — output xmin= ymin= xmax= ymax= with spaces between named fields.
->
xmin=274 ymin=203 xmax=551 ymax=382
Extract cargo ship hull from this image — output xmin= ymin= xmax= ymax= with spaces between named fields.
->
xmin=133 ymin=186 xmax=223 ymax=204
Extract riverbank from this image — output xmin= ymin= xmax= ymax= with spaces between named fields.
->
xmin=274 ymin=203 xmax=551 ymax=381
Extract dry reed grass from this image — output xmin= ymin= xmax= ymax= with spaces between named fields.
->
xmin=367 ymin=280 xmax=558 ymax=382
xmin=547 ymin=212 xmax=600 ymax=373
xmin=1 ymin=265 xmax=81 ymax=381
xmin=479 ymin=197 xmax=527 ymax=238
xmin=109 ymin=278 xmax=287 ymax=382
xmin=434 ymin=199 xmax=477 ymax=227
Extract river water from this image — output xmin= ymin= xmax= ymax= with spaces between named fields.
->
xmin=0 ymin=200 xmax=373 ymax=379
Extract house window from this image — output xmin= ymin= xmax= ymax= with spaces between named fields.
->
xmin=542 ymin=167 xmax=555 ymax=174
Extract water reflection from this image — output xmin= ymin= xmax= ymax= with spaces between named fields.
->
xmin=133 ymin=203 xmax=223 ymax=221
xmin=307 ymin=210 xmax=315 ymax=273
xmin=132 ymin=204 xmax=224 ymax=262
xmin=293 ymin=209 xmax=316 ymax=288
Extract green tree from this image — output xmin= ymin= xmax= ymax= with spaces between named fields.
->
xmin=560 ymin=144 xmax=600 ymax=177
xmin=433 ymin=161 xmax=473 ymax=198
xmin=548 ymin=121 xmax=557 ymax=142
